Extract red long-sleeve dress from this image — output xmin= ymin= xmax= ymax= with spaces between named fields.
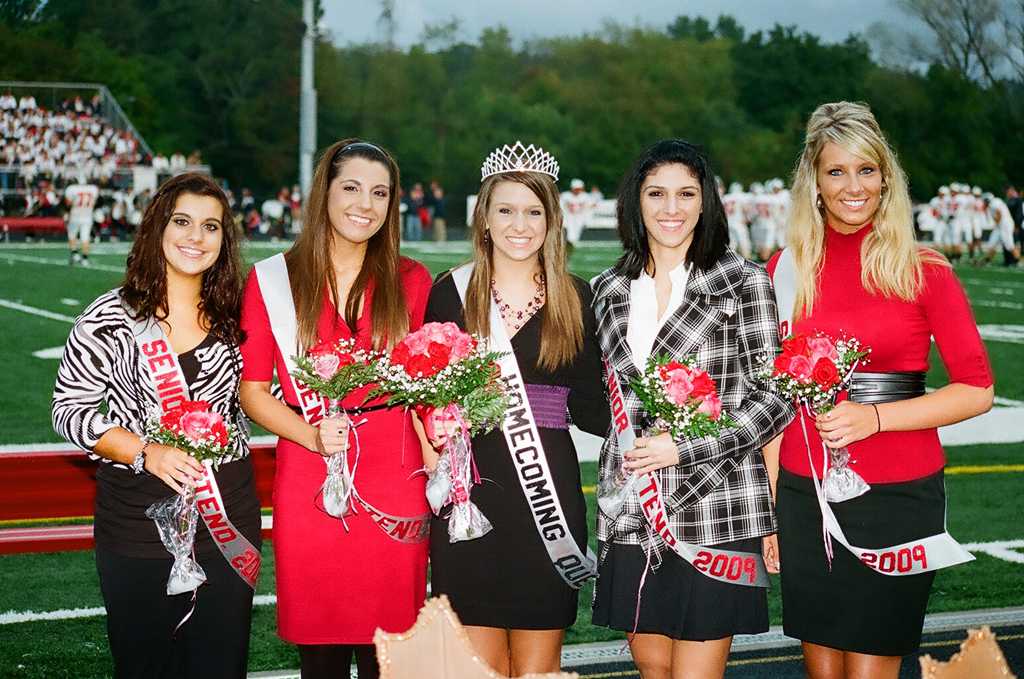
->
xmin=241 ymin=257 xmax=432 ymax=644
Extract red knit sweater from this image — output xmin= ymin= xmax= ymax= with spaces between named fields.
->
xmin=767 ymin=224 xmax=992 ymax=483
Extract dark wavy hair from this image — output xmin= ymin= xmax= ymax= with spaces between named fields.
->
xmin=286 ymin=139 xmax=408 ymax=351
xmin=614 ymin=139 xmax=729 ymax=278
xmin=121 ymin=173 xmax=245 ymax=344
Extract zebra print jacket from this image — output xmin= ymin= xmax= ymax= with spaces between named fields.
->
xmin=52 ymin=289 xmax=249 ymax=467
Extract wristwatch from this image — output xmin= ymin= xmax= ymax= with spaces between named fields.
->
xmin=132 ymin=441 xmax=150 ymax=474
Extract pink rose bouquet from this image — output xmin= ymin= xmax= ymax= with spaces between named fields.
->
xmin=598 ymin=354 xmax=737 ymax=518
xmin=147 ymin=399 xmax=238 ymax=463
xmin=756 ymin=332 xmax=868 ymax=413
xmin=756 ymin=331 xmax=871 ymax=502
xmin=631 ymin=355 xmax=736 ymax=439
xmin=291 ymin=338 xmax=378 ymax=402
xmin=290 ymin=338 xmax=381 ymax=520
xmin=372 ymin=322 xmax=508 ymax=437
xmin=144 ymin=400 xmax=240 ymax=594
xmin=371 ymin=322 xmax=509 ymax=542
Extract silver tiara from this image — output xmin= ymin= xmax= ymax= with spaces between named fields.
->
xmin=480 ymin=141 xmax=560 ymax=181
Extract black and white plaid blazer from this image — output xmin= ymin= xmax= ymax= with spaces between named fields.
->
xmin=592 ymin=250 xmax=793 ymax=550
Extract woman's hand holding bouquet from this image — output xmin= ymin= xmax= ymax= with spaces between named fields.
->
xmin=372 ymin=322 xmax=509 ymax=542
xmin=144 ymin=400 xmax=240 ymax=594
xmin=756 ymin=332 xmax=870 ymax=502
xmin=291 ymin=339 xmax=379 ymax=519
xmin=598 ymin=355 xmax=736 ymax=518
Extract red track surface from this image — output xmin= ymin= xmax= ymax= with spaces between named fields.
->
xmin=0 ymin=444 xmax=277 ymax=554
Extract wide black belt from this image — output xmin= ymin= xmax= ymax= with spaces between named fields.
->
xmin=287 ymin=402 xmax=393 ymax=416
xmin=847 ymin=371 xmax=926 ymax=404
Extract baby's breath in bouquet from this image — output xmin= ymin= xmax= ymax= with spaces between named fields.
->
xmin=598 ymin=354 xmax=737 ymax=518
xmin=371 ymin=322 xmax=509 ymax=542
xmin=291 ymin=338 xmax=380 ymax=519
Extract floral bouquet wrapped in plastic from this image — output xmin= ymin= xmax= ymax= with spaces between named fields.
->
xmin=144 ymin=400 xmax=240 ymax=595
xmin=291 ymin=338 xmax=379 ymax=519
xmin=598 ymin=355 xmax=737 ymax=518
xmin=371 ymin=322 xmax=509 ymax=542
xmin=755 ymin=331 xmax=871 ymax=502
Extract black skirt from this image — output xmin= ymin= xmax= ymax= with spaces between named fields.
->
xmin=591 ymin=538 xmax=769 ymax=641
xmin=777 ymin=468 xmax=945 ymax=656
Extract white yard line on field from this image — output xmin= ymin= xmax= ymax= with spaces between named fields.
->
xmin=0 ymin=252 xmax=123 ymax=273
xmin=31 ymin=347 xmax=66 ymax=358
xmin=973 ymin=299 xmax=1024 ymax=311
xmin=0 ymin=299 xmax=76 ymax=323
xmin=977 ymin=325 xmax=1024 ymax=344
xmin=0 ymin=595 xmax=279 ymax=625
xmin=960 ymin=276 xmax=1024 ymax=289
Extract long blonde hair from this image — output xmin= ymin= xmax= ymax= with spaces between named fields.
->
xmin=463 ymin=172 xmax=583 ymax=372
xmin=286 ymin=139 xmax=409 ymax=351
xmin=786 ymin=101 xmax=946 ymax=319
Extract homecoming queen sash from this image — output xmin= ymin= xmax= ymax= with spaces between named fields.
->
xmin=604 ymin=359 xmax=769 ymax=588
xmin=452 ymin=265 xmax=597 ymax=588
xmin=252 ymin=254 xmax=429 ymax=544
xmin=128 ymin=305 xmax=260 ymax=589
xmin=771 ymin=250 xmax=974 ymax=575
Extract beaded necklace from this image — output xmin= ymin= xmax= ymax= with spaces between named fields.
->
xmin=491 ymin=274 xmax=545 ymax=330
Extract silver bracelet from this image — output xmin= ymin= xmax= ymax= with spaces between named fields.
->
xmin=131 ymin=440 xmax=150 ymax=475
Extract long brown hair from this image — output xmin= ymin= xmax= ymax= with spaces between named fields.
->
xmin=287 ymin=139 xmax=408 ymax=351
xmin=121 ymin=173 xmax=244 ymax=344
xmin=464 ymin=172 xmax=583 ymax=372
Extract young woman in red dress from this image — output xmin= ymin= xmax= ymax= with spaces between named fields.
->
xmin=239 ymin=140 xmax=432 ymax=679
xmin=764 ymin=102 xmax=993 ymax=679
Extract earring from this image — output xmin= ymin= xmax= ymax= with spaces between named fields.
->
xmin=483 ymin=230 xmax=489 ymax=243
xmin=816 ymin=194 xmax=824 ymax=209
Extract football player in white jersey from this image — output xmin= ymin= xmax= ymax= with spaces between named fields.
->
xmin=64 ymin=174 xmax=100 ymax=265
xmin=559 ymin=177 xmax=590 ymax=252
xmin=983 ymin=192 xmax=1021 ymax=264
xmin=950 ymin=183 xmax=974 ymax=258
xmin=722 ymin=181 xmax=751 ymax=259
xmin=767 ymin=178 xmax=790 ymax=250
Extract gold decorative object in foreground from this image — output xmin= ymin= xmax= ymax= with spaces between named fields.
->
xmin=374 ymin=595 xmax=578 ymax=679
xmin=920 ymin=626 xmax=1016 ymax=679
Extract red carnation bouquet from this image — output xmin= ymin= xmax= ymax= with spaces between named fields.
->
xmin=598 ymin=354 xmax=737 ymax=518
xmin=291 ymin=339 xmax=379 ymax=520
xmin=144 ymin=400 xmax=241 ymax=595
xmin=756 ymin=331 xmax=871 ymax=502
xmin=371 ymin=322 xmax=509 ymax=542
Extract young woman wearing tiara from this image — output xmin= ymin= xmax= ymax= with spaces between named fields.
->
xmin=239 ymin=140 xmax=432 ymax=679
xmin=421 ymin=142 xmax=610 ymax=676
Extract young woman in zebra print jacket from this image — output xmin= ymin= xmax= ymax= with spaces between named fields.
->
xmin=52 ymin=173 xmax=261 ymax=679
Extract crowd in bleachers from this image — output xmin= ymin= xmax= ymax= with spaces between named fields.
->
xmin=0 ymin=91 xmax=142 ymax=188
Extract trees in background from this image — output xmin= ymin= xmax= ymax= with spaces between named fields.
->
xmin=3 ymin=3 xmax=1021 ymax=206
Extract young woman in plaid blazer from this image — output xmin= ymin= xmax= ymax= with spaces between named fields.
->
xmin=591 ymin=140 xmax=794 ymax=679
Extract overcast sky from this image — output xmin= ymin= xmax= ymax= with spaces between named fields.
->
xmin=321 ymin=0 xmax=917 ymax=49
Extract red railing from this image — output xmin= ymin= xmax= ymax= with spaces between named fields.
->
xmin=0 ymin=443 xmax=277 ymax=554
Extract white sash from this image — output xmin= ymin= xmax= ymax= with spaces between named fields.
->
xmin=452 ymin=264 xmax=597 ymax=588
xmin=252 ymin=255 xmax=430 ymax=544
xmin=129 ymin=305 xmax=260 ymax=589
xmin=252 ymin=254 xmax=326 ymax=425
xmin=770 ymin=250 xmax=975 ymax=575
xmin=604 ymin=359 xmax=770 ymax=588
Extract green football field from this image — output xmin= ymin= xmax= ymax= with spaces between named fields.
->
xmin=0 ymin=240 xmax=1022 ymax=677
